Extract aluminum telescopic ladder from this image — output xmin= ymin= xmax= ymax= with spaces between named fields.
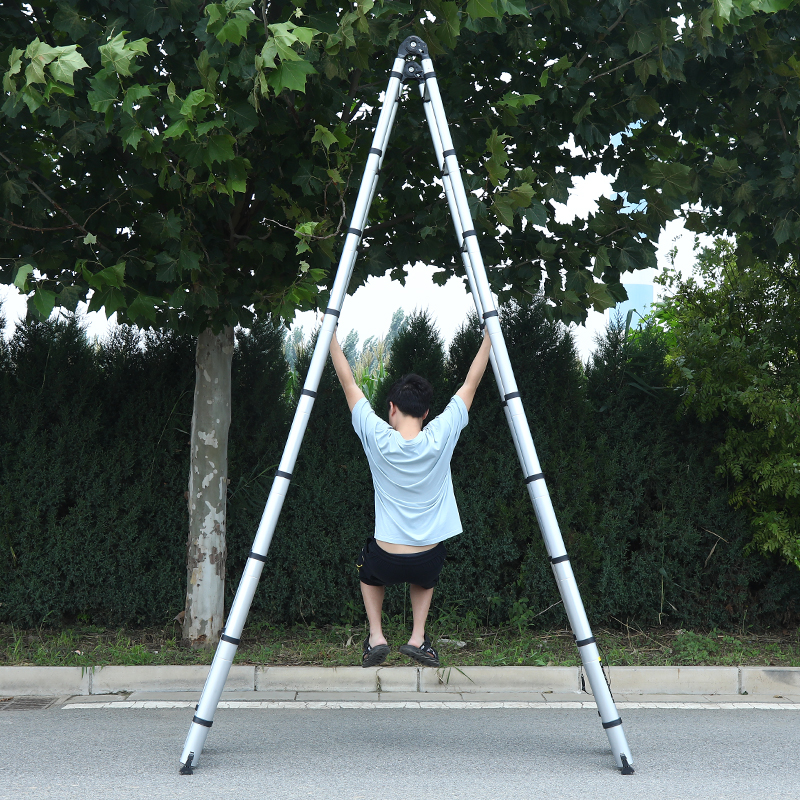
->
xmin=179 ymin=35 xmax=635 ymax=776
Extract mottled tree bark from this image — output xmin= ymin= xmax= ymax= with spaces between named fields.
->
xmin=182 ymin=326 xmax=234 ymax=648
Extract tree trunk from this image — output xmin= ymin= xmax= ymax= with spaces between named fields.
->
xmin=182 ymin=326 xmax=234 ymax=648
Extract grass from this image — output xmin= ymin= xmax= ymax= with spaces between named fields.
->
xmin=2 ymin=619 xmax=799 ymax=669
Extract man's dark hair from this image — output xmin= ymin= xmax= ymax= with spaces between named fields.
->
xmin=387 ymin=373 xmax=433 ymax=419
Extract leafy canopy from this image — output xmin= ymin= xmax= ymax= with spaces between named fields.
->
xmin=1 ymin=0 xmax=798 ymax=333
xmin=656 ymin=239 xmax=800 ymax=569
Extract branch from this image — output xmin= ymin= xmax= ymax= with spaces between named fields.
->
xmin=398 ymin=9 xmax=420 ymax=31
xmin=343 ymin=68 xmax=363 ymax=122
xmin=261 ymin=216 xmax=342 ymax=240
xmin=587 ymin=49 xmax=655 ymax=83
xmin=282 ymin=92 xmax=302 ymax=128
xmin=0 ymin=216 xmax=78 ymax=233
xmin=260 ymin=0 xmax=270 ymax=37
xmin=30 ymin=6 xmax=56 ymax=48
xmin=776 ymin=103 xmax=789 ymax=144
xmin=0 ymin=151 xmax=93 ymax=239
xmin=83 ymin=196 xmax=121 ymax=229
xmin=605 ymin=9 xmax=628 ymax=36
xmin=575 ymin=8 xmax=630 ymax=70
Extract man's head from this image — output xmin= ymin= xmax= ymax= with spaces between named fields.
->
xmin=386 ymin=373 xmax=433 ymax=422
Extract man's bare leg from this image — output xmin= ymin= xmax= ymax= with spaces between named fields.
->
xmin=408 ymin=583 xmax=434 ymax=647
xmin=360 ymin=582 xmax=388 ymax=647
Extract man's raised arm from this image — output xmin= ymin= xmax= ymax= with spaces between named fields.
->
xmin=329 ymin=330 xmax=366 ymax=411
xmin=455 ymin=330 xmax=492 ymax=411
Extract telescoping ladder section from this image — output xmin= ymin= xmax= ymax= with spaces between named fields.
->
xmin=179 ymin=36 xmax=634 ymax=776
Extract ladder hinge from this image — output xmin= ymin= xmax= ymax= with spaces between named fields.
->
xmin=402 ymin=61 xmax=424 ymax=84
xmin=398 ymin=35 xmax=428 ymax=59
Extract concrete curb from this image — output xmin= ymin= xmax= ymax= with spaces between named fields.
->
xmin=2 ymin=665 xmax=799 ymax=697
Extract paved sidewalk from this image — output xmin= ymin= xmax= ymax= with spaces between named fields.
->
xmin=57 ymin=689 xmax=800 ymax=711
xmin=2 ymin=664 xmax=799 ymax=704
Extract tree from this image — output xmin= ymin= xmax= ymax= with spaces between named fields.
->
xmin=2 ymin=0 xmax=795 ymax=644
xmin=385 ymin=307 xmax=407 ymax=348
xmin=340 ymin=327 xmax=359 ymax=366
xmin=655 ymin=239 xmax=800 ymax=569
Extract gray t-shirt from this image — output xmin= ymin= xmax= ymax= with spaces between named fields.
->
xmin=351 ymin=395 xmax=469 ymax=546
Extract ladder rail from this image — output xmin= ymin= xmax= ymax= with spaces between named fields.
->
xmin=178 ymin=58 xmax=406 ymax=772
xmin=415 ymin=80 xmax=525 ymax=469
xmin=418 ymin=56 xmax=634 ymax=771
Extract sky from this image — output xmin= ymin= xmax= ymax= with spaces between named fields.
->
xmin=1 ymin=168 xmax=707 ymax=361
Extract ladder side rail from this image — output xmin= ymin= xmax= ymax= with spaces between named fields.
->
xmin=416 ymin=80 xmax=526 ymax=469
xmin=419 ymin=59 xmax=523 ymax=402
xmin=420 ymin=58 xmax=545 ymax=505
xmin=359 ymin=78 xmax=404 ymax=220
xmin=179 ymin=61 xmax=406 ymax=772
xmin=269 ymin=72 xmax=402 ymax=493
xmin=419 ymin=61 xmax=634 ymax=770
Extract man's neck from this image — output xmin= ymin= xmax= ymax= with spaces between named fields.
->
xmin=394 ymin=417 xmax=423 ymax=440
xmin=389 ymin=403 xmax=426 ymax=440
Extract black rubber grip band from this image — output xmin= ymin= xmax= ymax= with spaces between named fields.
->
xmin=423 ymin=71 xmax=435 ymax=79
xmin=483 ymin=310 xmax=498 ymax=319
xmin=220 ymin=634 xmax=240 ymax=645
xmin=501 ymin=401 xmax=507 ymax=408
xmin=275 ymin=470 xmax=292 ymax=480
xmin=301 ymin=389 xmax=317 ymax=398
xmin=347 ymin=227 xmax=362 ymax=237
xmin=462 ymin=230 xmax=476 ymax=239
xmin=602 ymin=718 xmax=623 ymax=730
xmin=550 ymin=555 xmax=570 ymax=564
xmin=524 ymin=473 xmax=544 ymax=484
xmin=504 ymin=392 xmax=521 ymax=401
xmin=193 ymin=716 xmax=213 ymax=728
xmin=390 ymin=71 xmax=403 ymax=79
xmin=248 ymin=551 xmax=268 ymax=563
xmin=576 ymin=636 xmax=596 ymax=647
xmin=325 ymin=307 xmax=340 ymax=317
xmin=442 ymin=149 xmax=456 ymax=158
xmin=369 ymin=147 xmax=382 ymax=156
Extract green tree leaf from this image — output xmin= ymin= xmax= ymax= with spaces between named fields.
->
xmin=87 ymin=286 xmax=127 ymax=316
xmin=13 ymin=262 xmax=34 ymax=291
xmin=312 ymin=124 xmax=338 ymax=151
xmin=48 ymin=47 xmax=89 ymax=85
xmin=99 ymin=32 xmax=150 ymax=77
xmin=127 ymin=293 xmax=159 ymax=323
xmin=86 ymin=261 xmax=126 ymax=289
xmin=466 ymin=0 xmax=498 ymax=19
xmin=267 ymin=60 xmax=317 ymax=94
xmin=180 ymin=89 xmax=214 ymax=119
xmin=32 ymin=287 xmax=56 ymax=319
xmin=207 ymin=134 xmax=236 ymax=164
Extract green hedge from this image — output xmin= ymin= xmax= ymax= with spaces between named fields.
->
xmin=1 ymin=304 xmax=797 ymax=630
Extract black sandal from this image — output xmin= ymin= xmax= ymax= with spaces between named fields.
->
xmin=362 ymin=636 xmax=390 ymax=668
xmin=399 ymin=633 xmax=439 ymax=667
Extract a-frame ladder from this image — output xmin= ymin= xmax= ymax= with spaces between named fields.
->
xmin=180 ymin=36 xmax=635 ymax=776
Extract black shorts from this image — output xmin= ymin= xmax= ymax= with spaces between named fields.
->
xmin=357 ymin=537 xmax=447 ymax=590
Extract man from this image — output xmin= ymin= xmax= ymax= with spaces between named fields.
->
xmin=329 ymin=325 xmax=492 ymax=667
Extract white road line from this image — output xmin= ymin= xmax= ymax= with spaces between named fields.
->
xmin=60 ymin=701 xmax=800 ymax=711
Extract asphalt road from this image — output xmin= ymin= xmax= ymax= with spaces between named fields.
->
xmin=1 ymin=707 xmax=798 ymax=799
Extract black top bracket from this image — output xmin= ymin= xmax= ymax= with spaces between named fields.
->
xmin=398 ymin=36 xmax=428 ymax=59
xmin=402 ymin=61 xmax=425 ymax=84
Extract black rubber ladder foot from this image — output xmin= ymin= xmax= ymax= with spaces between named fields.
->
xmin=179 ymin=753 xmax=194 ymax=775
xmin=620 ymin=754 xmax=635 ymax=775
